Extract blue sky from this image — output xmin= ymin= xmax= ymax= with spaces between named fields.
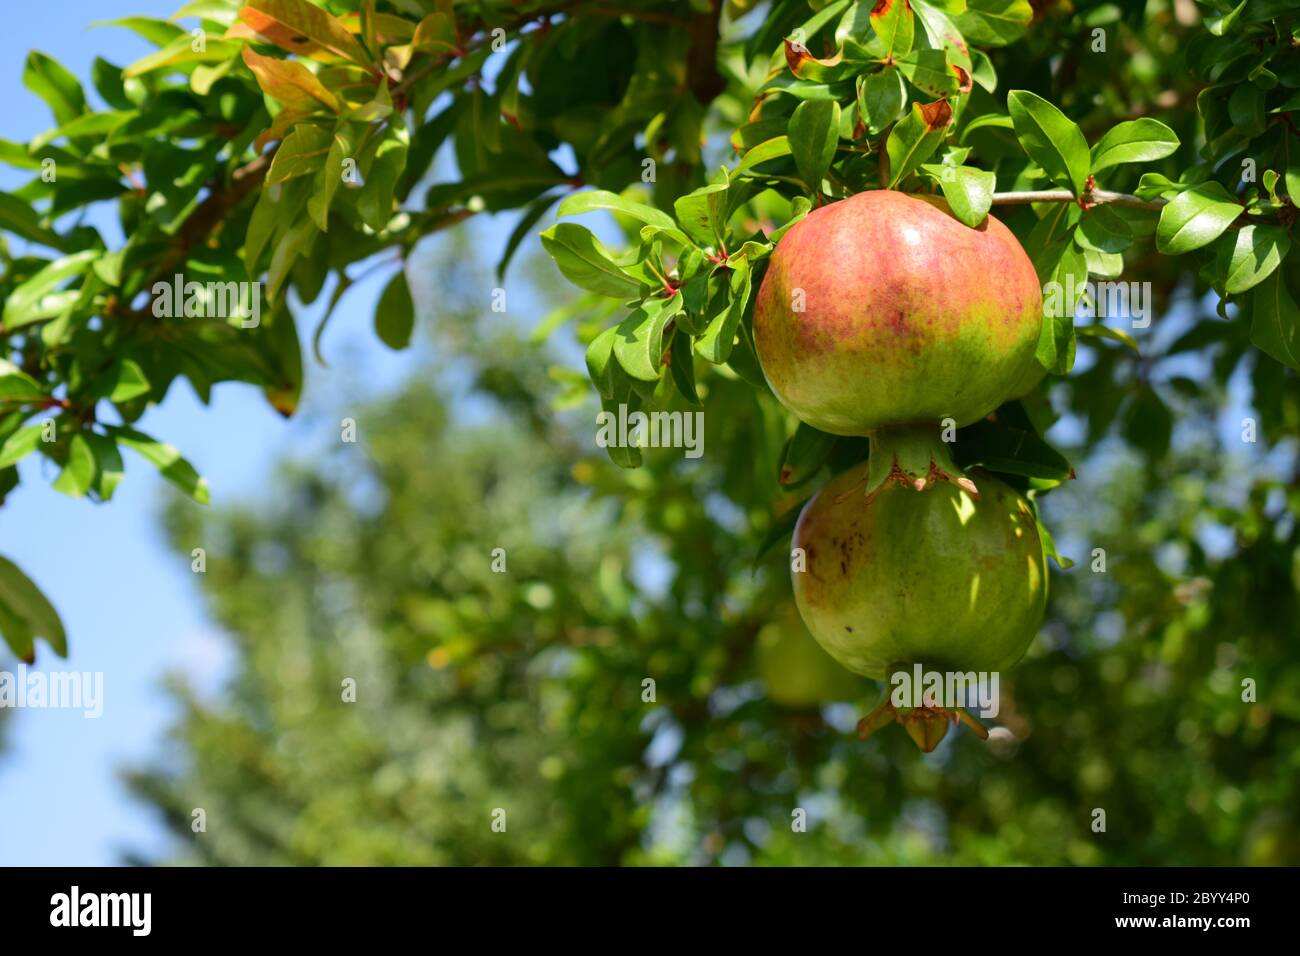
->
xmin=0 ymin=0 xmax=443 ymax=864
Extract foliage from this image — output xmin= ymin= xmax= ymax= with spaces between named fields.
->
xmin=128 ymin=230 xmax=1300 ymax=865
xmin=0 ymin=0 xmax=1295 ymax=863
xmin=0 ymin=0 xmax=1297 ymax=656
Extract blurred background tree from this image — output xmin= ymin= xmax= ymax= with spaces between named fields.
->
xmin=127 ymin=224 xmax=1300 ymax=866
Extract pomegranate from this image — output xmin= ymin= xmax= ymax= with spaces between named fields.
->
xmin=757 ymin=603 xmax=862 ymax=708
xmin=753 ymin=190 xmax=1043 ymax=436
xmin=791 ymin=455 xmax=1048 ymax=749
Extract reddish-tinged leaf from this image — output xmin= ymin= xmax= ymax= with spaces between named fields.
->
xmin=918 ymin=98 xmax=952 ymax=130
xmin=238 ymin=0 xmax=372 ymax=66
xmin=254 ymin=106 xmax=315 ymax=152
xmin=242 ymin=46 xmax=338 ymax=112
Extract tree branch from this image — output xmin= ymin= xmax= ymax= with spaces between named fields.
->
xmin=149 ymin=152 xmax=274 ymax=287
xmin=685 ymin=0 xmax=726 ymax=104
xmin=990 ymin=189 xmax=1166 ymax=211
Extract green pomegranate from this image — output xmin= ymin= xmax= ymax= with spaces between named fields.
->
xmin=791 ymin=456 xmax=1048 ymax=749
xmin=793 ymin=459 xmax=1047 ymax=677
xmin=757 ymin=603 xmax=862 ymax=708
xmin=754 ymin=190 xmax=1043 ymax=437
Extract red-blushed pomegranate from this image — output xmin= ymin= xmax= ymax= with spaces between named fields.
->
xmin=791 ymin=459 xmax=1049 ymax=750
xmin=754 ymin=190 xmax=1044 ymax=436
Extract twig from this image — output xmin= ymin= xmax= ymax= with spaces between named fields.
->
xmin=991 ymin=189 xmax=1166 ymax=211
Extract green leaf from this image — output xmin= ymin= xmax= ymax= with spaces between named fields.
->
xmin=1007 ymin=90 xmax=1090 ymax=196
xmin=1205 ymin=0 xmax=1248 ymax=36
xmin=1075 ymin=324 xmax=1140 ymax=355
xmin=897 ymin=48 xmax=959 ymax=98
xmin=970 ymin=51 xmax=997 ymax=92
xmin=267 ymin=218 xmax=317 ymax=302
xmin=1075 ymin=205 xmax=1133 ymax=254
xmin=84 ymin=432 xmax=124 ymax=501
xmin=734 ymin=136 xmax=793 ymax=176
xmin=497 ymin=192 xmax=562 ymax=280
xmin=953 ymin=419 xmax=1073 ymax=481
xmin=1155 ymin=183 xmax=1242 ymax=255
xmin=358 ymin=123 xmax=408 ymax=231
xmin=0 ymin=372 xmax=46 ymax=403
xmin=375 ymin=268 xmax=415 ymax=350
xmin=912 ymin=0 xmax=973 ymax=71
xmin=598 ymin=391 xmax=642 ymax=469
xmin=614 ymin=297 xmax=678 ymax=382
xmin=0 ymin=423 xmax=46 ymax=470
xmin=921 ymin=164 xmax=995 ymax=226
xmin=769 ymin=196 xmax=813 ymax=243
xmin=91 ymin=57 xmax=133 ymax=110
xmin=673 ymin=182 xmax=729 ymax=247
xmin=30 ymin=111 xmax=137 ymax=152
xmin=52 ymin=433 xmax=96 ymax=499
xmin=266 ymin=124 xmax=333 ymax=185
xmin=1035 ymin=240 xmax=1087 ymax=374
xmin=348 ymin=77 xmax=393 ymax=122
xmin=1285 ymin=165 xmax=1300 ymax=206
xmin=788 ymin=100 xmax=840 ymax=190
xmin=1227 ymin=84 xmax=1265 ymax=138
xmin=867 ymin=0 xmax=914 ymax=59
xmin=1250 ymin=265 xmax=1300 ymax=369
xmin=1224 ymin=225 xmax=1290 ymax=294
xmin=585 ymin=326 xmax=621 ymax=400
xmin=1 ymin=250 xmax=98 ymax=329
xmin=23 ymin=51 xmax=86 ymax=126
xmin=954 ymin=0 xmax=1032 ymax=47
xmin=778 ymin=422 xmax=836 ymax=487
xmin=107 ymin=359 xmax=151 ymax=403
xmin=244 ymin=179 xmax=303 ymax=275
xmin=696 ymin=261 xmax=752 ymax=364
xmin=556 ymin=190 xmax=686 ymax=244
xmin=540 ymin=223 xmax=647 ymax=299
xmin=0 ymin=555 xmax=67 ymax=658
xmin=1089 ymin=118 xmax=1180 ymax=173
xmin=410 ymin=12 xmax=458 ymax=53
xmin=93 ymin=16 xmax=184 ymax=47
xmin=109 ymin=426 xmax=209 ymax=503
xmin=668 ymin=328 xmax=702 ymax=406
xmin=857 ymin=70 xmax=906 ymax=134
xmin=1034 ymin=512 xmax=1073 ymax=569
xmin=885 ymin=101 xmax=951 ymax=189
xmin=123 ymin=34 xmax=242 ymax=78
xmin=308 ymin=128 xmax=352 ymax=231
xmin=0 ymin=192 xmax=67 ymax=250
